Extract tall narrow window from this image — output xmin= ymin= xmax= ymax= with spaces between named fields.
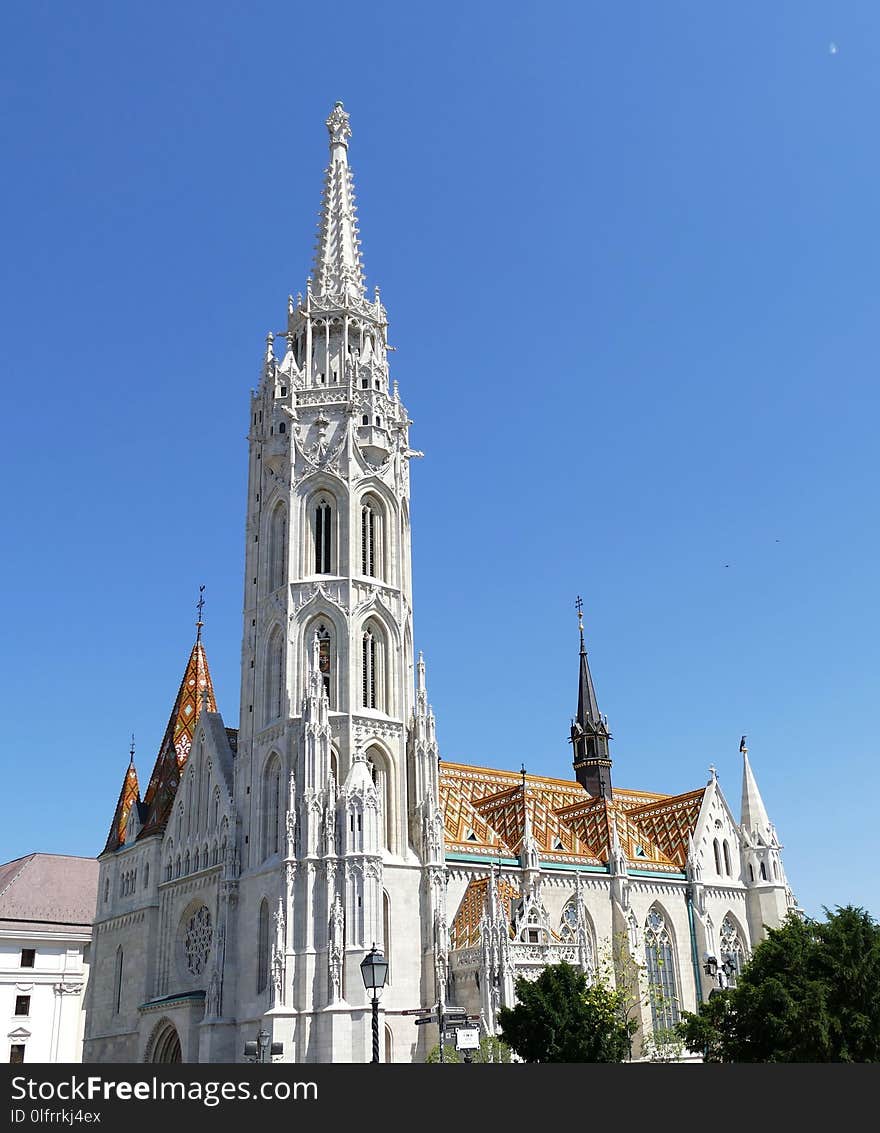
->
xmin=268 ymin=503 xmax=287 ymax=591
xmin=114 ymin=948 xmax=124 ymax=1015
xmin=257 ymin=899 xmax=269 ymax=994
xmin=723 ymin=840 xmax=732 ymax=876
xmin=314 ymin=499 xmax=333 ymax=574
xmin=316 ymin=623 xmax=333 ymax=704
xmin=643 ymin=908 xmax=679 ymax=1035
xmin=361 ymin=501 xmax=376 ymax=576
xmin=713 ymin=839 xmax=722 ymax=874
xmin=265 ymin=629 xmax=284 ymax=724
xmin=362 ymin=624 xmax=385 ymax=710
xmin=360 ymin=497 xmax=385 ymax=579
xmin=383 ymin=891 xmax=392 ymax=985
xmin=262 ymin=755 xmax=282 ymax=860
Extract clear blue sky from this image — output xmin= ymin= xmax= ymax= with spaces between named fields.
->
xmin=1 ymin=2 xmax=877 ymax=920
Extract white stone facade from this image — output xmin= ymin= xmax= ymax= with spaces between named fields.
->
xmin=83 ymin=106 xmax=797 ymax=1064
xmin=0 ymin=854 xmax=98 ymax=1063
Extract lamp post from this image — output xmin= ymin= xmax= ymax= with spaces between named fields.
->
xmin=360 ymin=943 xmax=389 ymax=1063
xmin=243 ymin=1028 xmax=283 ymax=1063
xmin=703 ymin=954 xmax=736 ymax=997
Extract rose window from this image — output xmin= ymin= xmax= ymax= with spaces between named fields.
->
xmin=184 ymin=905 xmax=212 ymax=975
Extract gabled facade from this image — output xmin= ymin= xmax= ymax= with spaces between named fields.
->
xmin=84 ymin=105 xmax=798 ymax=1064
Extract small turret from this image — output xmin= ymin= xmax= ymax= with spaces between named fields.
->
xmin=569 ymin=597 xmax=613 ymax=798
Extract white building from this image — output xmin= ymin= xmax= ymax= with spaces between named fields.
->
xmin=84 ymin=104 xmax=797 ymax=1064
xmin=1 ymin=854 xmax=98 ymax=1063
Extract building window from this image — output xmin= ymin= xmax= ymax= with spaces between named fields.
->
xmin=719 ymin=916 xmax=745 ymax=986
xmin=257 ymin=899 xmax=269 ymax=994
xmin=723 ymin=840 xmax=732 ymax=876
xmin=114 ymin=948 xmax=124 ymax=1015
xmin=643 ymin=907 xmax=679 ymax=1035
xmin=20 ymin=949 xmax=35 ymax=968
xmin=183 ymin=905 xmax=213 ymax=976
xmin=361 ymin=623 xmax=386 ymax=711
xmin=713 ymin=839 xmax=722 ymax=874
xmin=313 ymin=622 xmax=334 ymax=706
xmin=314 ymin=499 xmax=333 ymax=574
xmin=261 ymin=754 xmax=282 ymax=860
xmin=9 ymin=1044 xmax=25 ymax=1064
xmin=14 ymin=995 xmax=30 ymax=1016
xmin=264 ymin=628 xmax=284 ymax=723
xmin=268 ymin=503 xmax=287 ymax=592
xmin=360 ymin=497 xmax=384 ymax=578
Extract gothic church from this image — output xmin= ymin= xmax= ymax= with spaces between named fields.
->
xmin=84 ymin=105 xmax=797 ymax=1064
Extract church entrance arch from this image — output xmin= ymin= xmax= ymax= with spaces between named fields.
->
xmin=147 ymin=1019 xmax=182 ymax=1063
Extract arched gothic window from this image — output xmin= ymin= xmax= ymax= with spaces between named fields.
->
xmin=367 ymin=748 xmax=392 ymax=851
xmin=264 ymin=628 xmax=284 ymax=724
xmin=314 ymin=498 xmax=333 ymax=574
xmin=719 ymin=916 xmax=746 ymax=986
xmin=261 ymin=754 xmax=283 ymax=861
xmin=723 ymin=840 xmax=732 ymax=876
xmin=644 ymin=907 xmax=680 ymax=1034
xmin=760 ymin=861 xmax=767 ymax=881
xmin=361 ymin=623 xmax=386 ymax=711
xmin=360 ymin=497 xmax=383 ymax=579
xmin=713 ymin=839 xmax=722 ymax=874
xmin=268 ymin=503 xmax=287 ymax=593
xmin=257 ymin=899 xmax=269 ymax=994
xmin=314 ymin=622 xmax=334 ymax=706
xmin=559 ymin=899 xmax=592 ymax=967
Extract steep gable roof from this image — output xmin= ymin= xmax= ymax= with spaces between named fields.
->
xmin=137 ymin=636 xmax=217 ymax=840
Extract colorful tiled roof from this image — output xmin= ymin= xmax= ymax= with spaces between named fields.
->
xmin=102 ymin=757 xmax=140 ymax=854
xmin=439 ymin=760 xmax=703 ymax=872
xmin=449 ymin=875 xmax=520 ymax=950
xmin=138 ymin=637 xmax=217 ymax=840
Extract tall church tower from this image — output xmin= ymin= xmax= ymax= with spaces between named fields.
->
xmin=235 ymin=103 xmax=433 ymax=1061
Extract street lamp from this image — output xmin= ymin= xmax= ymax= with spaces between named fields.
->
xmin=703 ymin=954 xmax=736 ymax=997
xmin=360 ymin=943 xmax=389 ymax=1063
xmin=243 ymin=1028 xmax=283 ymax=1063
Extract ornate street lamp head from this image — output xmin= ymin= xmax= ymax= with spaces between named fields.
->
xmin=360 ymin=943 xmax=389 ymax=995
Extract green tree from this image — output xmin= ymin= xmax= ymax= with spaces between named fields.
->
xmin=426 ymin=1035 xmax=512 ymax=1063
xmin=497 ymin=962 xmax=637 ymax=1062
xmin=677 ymin=906 xmax=880 ymax=1062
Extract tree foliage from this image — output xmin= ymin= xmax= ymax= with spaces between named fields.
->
xmin=426 ymin=1035 xmax=512 ymax=1063
xmin=678 ymin=906 xmax=880 ymax=1062
xmin=497 ymin=962 xmax=637 ymax=1063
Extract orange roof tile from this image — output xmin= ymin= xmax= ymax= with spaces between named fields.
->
xmin=138 ymin=637 xmax=217 ymax=839
xmin=102 ymin=758 xmax=140 ymax=854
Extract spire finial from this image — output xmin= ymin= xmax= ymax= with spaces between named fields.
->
xmin=196 ymin=584 xmax=205 ymax=641
xmin=520 ymin=763 xmax=527 ymax=793
xmin=129 ymin=733 xmax=136 ymax=767
xmin=326 ymin=101 xmax=351 ymax=152
xmin=739 ymin=734 xmax=748 ymax=757
xmin=575 ymin=594 xmax=585 ymax=648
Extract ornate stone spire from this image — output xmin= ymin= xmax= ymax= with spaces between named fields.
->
xmin=740 ymin=737 xmax=773 ymax=843
xmin=311 ymin=102 xmax=367 ymax=302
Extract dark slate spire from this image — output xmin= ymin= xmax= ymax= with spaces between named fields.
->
xmin=570 ymin=597 xmax=613 ymax=798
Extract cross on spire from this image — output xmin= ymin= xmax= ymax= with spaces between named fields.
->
xmin=196 ymin=585 xmax=205 ymax=641
xmin=129 ymin=733 xmax=135 ymax=766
